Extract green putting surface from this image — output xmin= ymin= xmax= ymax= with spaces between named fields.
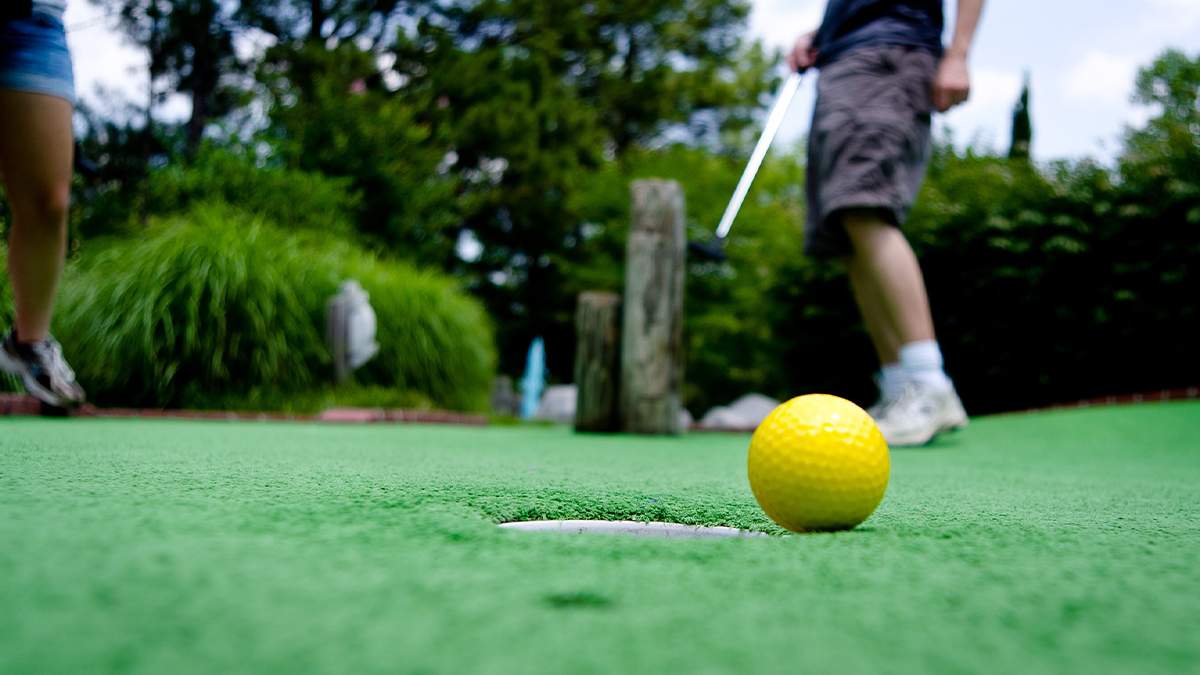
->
xmin=2 ymin=402 xmax=1197 ymax=674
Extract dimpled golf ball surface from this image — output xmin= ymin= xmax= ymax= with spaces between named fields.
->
xmin=748 ymin=394 xmax=890 ymax=532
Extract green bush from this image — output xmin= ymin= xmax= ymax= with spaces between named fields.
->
xmin=56 ymin=204 xmax=338 ymax=407
xmin=54 ymin=203 xmax=496 ymax=410
xmin=143 ymin=145 xmax=360 ymax=236
xmin=767 ymin=146 xmax=1200 ymax=414
xmin=0 ymin=241 xmax=11 ymax=327
xmin=346 ymin=257 xmax=497 ymax=411
xmin=0 ymin=243 xmax=17 ymax=393
xmin=74 ymin=144 xmax=362 ymax=238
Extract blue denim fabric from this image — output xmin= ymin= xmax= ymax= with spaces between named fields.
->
xmin=0 ymin=11 xmax=75 ymax=104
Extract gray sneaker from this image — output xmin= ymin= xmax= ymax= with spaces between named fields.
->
xmin=0 ymin=330 xmax=86 ymax=408
xmin=873 ymin=380 xmax=968 ymax=447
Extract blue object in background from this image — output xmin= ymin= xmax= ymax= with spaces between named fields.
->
xmin=520 ymin=337 xmax=546 ymax=419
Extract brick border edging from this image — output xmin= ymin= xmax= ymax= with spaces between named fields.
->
xmin=0 ymin=394 xmax=41 ymax=417
xmin=996 ymin=386 xmax=1200 ymax=417
xmin=0 ymin=395 xmax=487 ymax=426
xmin=1 ymin=387 xmax=1197 ymax=428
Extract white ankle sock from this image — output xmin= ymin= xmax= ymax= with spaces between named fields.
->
xmin=898 ymin=340 xmax=951 ymax=388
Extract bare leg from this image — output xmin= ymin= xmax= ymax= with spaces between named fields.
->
xmin=841 ymin=210 xmax=966 ymax=444
xmin=0 ymin=90 xmax=74 ymax=342
xmin=848 ymin=258 xmax=902 ymax=364
xmin=842 ymin=209 xmax=935 ymax=365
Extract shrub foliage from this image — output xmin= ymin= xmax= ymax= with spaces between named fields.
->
xmin=347 ymin=256 xmax=497 ymax=411
xmin=53 ymin=204 xmax=495 ymax=410
xmin=0 ymin=244 xmax=16 ymax=393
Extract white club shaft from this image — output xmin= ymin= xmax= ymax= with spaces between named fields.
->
xmin=714 ymin=72 xmax=802 ymax=240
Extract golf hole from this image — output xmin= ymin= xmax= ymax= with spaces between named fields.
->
xmin=499 ymin=520 xmax=767 ymax=539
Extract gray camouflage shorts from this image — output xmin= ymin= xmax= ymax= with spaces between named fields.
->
xmin=805 ymin=45 xmax=937 ymax=258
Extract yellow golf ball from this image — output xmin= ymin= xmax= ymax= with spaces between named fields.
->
xmin=748 ymin=394 xmax=890 ymax=532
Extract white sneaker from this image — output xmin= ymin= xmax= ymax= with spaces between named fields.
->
xmin=872 ymin=380 xmax=968 ymax=447
xmin=0 ymin=330 xmax=86 ymax=408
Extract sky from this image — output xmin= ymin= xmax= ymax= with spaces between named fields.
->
xmin=64 ymin=0 xmax=1200 ymax=162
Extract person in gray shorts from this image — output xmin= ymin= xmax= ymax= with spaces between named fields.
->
xmin=789 ymin=0 xmax=984 ymax=445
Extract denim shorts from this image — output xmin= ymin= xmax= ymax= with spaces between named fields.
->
xmin=0 ymin=12 xmax=76 ymax=104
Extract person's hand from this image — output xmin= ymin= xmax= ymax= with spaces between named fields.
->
xmin=932 ymin=52 xmax=970 ymax=112
xmin=787 ymin=31 xmax=819 ymax=72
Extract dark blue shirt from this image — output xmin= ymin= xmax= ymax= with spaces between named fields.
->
xmin=813 ymin=0 xmax=944 ymax=67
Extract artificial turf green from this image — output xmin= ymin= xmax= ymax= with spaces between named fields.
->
xmin=1 ymin=402 xmax=1198 ymax=674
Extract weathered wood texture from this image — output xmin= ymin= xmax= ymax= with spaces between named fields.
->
xmin=620 ymin=179 xmax=686 ymax=435
xmin=573 ymin=292 xmax=622 ymax=432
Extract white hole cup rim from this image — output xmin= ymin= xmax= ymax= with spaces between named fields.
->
xmin=498 ymin=519 xmax=768 ymax=539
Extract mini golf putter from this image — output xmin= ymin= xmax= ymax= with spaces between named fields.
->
xmin=690 ymin=71 xmax=804 ymax=262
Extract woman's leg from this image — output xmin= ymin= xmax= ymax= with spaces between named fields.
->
xmin=0 ymin=89 xmax=74 ymax=343
xmin=0 ymin=88 xmax=84 ymax=406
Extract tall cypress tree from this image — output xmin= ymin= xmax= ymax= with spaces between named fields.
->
xmin=1009 ymin=72 xmax=1032 ymax=160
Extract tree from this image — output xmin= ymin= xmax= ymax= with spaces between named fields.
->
xmin=257 ymin=43 xmax=459 ymax=261
xmin=395 ymin=0 xmax=774 ymax=154
xmin=1131 ymin=49 xmax=1200 ymax=125
xmin=236 ymin=0 xmax=409 ymax=49
xmin=1008 ymin=71 xmax=1031 ymax=160
xmin=1113 ymin=49 xmax=1200 ymax=399
xmin=387 ymin=0 xmax=777 ymax=374
xmin=163 ymin=0 xmax=245 ymax=150
xmin=1123 ymin=49 xmax=1200 ymax=175
xmin=93 ymin=0 xmax=245 ymax=153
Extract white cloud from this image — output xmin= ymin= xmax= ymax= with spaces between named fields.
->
xmin=65 ymin=4 xmax=202 ymax=123
xmin=1063 ymin=50 xmax=1139 ymax=105
xmin=1140 ymin=0 xmax=1200 ymax=42
xmin=748 ymin=0 xmax=825 ymax=51
xmin=65 ymin=3 xmax=147 ymax=108
xmin=969 ymin=68 xmax=1023 ymax=109
xmin=937 ymin=67 xmax=1023 ymax=150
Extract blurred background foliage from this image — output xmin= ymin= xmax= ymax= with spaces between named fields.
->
xmin=1 ymin=0 xmax=1195 ymax=415
xmin=0 ymin=244 xmax=15 ymax=393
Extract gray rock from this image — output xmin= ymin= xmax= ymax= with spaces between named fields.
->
xmin=535 ymin=385 xmax=577 ymax=423
xmin=490 ymin=376 xmax=520 ymax=416
xmin=535 ymin=384 xmax=695 ymax=428
xmin=699 ymin=393 xmax=780 ymax=430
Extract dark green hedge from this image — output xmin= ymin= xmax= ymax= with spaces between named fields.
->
xmin=771 ymin=149 xmax=1200 ymax=413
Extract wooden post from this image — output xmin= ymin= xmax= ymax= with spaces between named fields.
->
xmin=621 ymin=179 xmax=686 ymax=434
xmin=573 ymin=292 xmax=621 ymax=432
